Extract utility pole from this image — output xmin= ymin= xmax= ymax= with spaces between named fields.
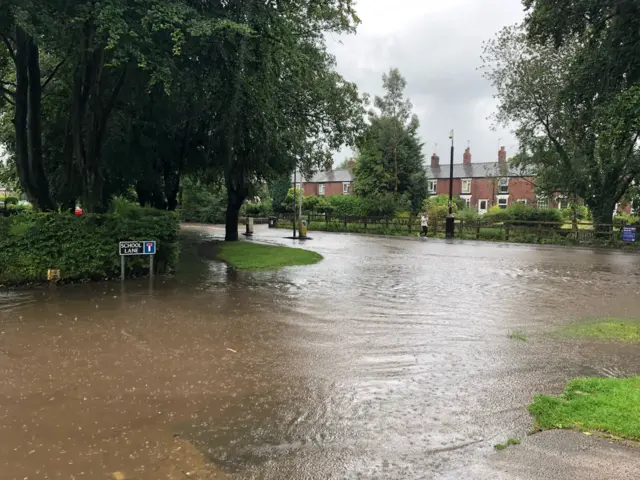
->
xmin=293 ymin=166 xmax=297 ymax=238
xmin=445 ymin=130 xmax=455 ymax=239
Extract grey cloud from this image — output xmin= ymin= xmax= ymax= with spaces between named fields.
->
xmin=328 ymin=0 xmax=525 ymax=164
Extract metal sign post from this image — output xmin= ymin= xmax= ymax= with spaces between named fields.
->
xmin=119 ymin=241 xmax=157 ymax=281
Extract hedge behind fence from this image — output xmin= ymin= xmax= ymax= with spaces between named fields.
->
xmin=0 ymin=208 xmax=180 ymax=285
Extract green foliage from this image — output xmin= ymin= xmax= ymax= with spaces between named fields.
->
xmin=423 ymin=195 xmax=461 ymax=223
xmin=0 ymin=207 xmax=180 ymax=285
xmin=484 ymin=203 xmax=563 ymax=225
xmin=1 ymin=196 xmax=18 ymax=205
xmin=482 ymin=22 xmax=640 ymax=226
xmin=529 ymin=377 xmax=640 ymax=440
xmin=354 ymin=69 xmax=427 ymax=212
xmin=178 ymin=178 xmax=227 ymax=224
xmin=613 ymin=213 xmax=640 ymax=229
xmin=269 ymin=175 xmax=293 ymax=213
xmin=216 ymin=241 xmax=323 ymax=270
xmin=560 ymin=205 xmax=590 ymax=222
xmin=494 ymin=438 xmax=521 ymax=451
xmin=243 ymin=199 xmax=273 ymax=217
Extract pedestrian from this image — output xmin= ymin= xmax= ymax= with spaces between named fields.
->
xmin=420 ymin=212 xmax=429 ymax=237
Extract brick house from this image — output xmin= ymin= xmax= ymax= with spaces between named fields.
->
xmin=293 ymin=161 xmax=355 ymax=197
xmin=426 ymin=146 xmax=561 ymax=214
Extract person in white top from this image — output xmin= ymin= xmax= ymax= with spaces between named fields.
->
xmin=420 ymin=213 xmax=429 ymax=237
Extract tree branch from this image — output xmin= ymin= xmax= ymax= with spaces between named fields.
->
xmin=41 ymin=57 xmax=67 ymax=91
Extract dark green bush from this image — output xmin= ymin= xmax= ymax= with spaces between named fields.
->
xmin=1 ymin=196 xmax=19 ymax=205
xmin=0 ymin=207 xmax=180 ymax=285
xmin=485 ymin=203 xmax=563 ymax=225
xmin=614 ymin=213 xmax=640 ymax=228
xmin=178 ymin=180 xmax=227 ymax=224
xmin=243 ymin=200 xmax=273 ymax=217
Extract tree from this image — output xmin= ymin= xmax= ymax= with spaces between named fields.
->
xmin=481 ymin=24 xmax=640 ymax=226
xmin=354 ymin=69 xmax=427 ymax=213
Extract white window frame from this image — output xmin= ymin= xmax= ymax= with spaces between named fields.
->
xmin=464 ymin=197 xmax=471 ymax=208
xmin=343 ymin=182 xmax=350 ymax=195
xmin=498 ymin=198 xmax=508 ymax=209
xmin=318 ymin=183 xmax=326 ymax=196
xmin=516 ymin=199 xmax=528 ymax=205
xmin=498 ymin=177 xmax=509 ymax=194
xmin=478 ymin=199 xmax=489 ymax=214
xmin=428 ymin=180 xmax=437 ymax=194
xmin=461 ymin=179 xmax=472 ymax=194
xmin=537 ymin=197 xmax=549 ymax=209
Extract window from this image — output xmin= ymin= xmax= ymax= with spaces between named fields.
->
xmin=516 ymin=199 xmax=528 ymax=205
xmin=428 ymin=180 xmax=437 ymax=194
xmin=498 ymin=177 xmax=509 ymax=194
xmin=461 ymin=179 xmax=471 ymax=194
xmin=343 ymin=182 xmax=350 ymax=194
xmin=498 ymin=198 xmax=508 ymax=209
xmin=318 ymin=183 xmax=326 ymax=196
xmin=478 ymin=199 xmax=489 ymax=214
xmin=464 ymin=197 xmax=471 ymax=208
xmin=537 ymin=197 xmax=549 ymax=209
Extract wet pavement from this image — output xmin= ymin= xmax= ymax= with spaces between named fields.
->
xmin=1 ymin=225 xmax=640 ymax=479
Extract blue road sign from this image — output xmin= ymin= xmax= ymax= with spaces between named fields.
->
xmin=144 ymin=241 xmax=157 ymax=255
xmin=622 ymin=226 xmax=636 ymax=243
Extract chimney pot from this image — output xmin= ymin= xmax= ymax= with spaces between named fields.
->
xmin=431 ymin=153 xmax=440 ymax=169
xmin=463 ymin=147 xmax=472 ymax=165
xmin=498 ymin=146 xmax=507 ymax=164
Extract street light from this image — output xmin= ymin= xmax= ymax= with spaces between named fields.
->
xmin=445 ymin=129 xmax=455 ymax=239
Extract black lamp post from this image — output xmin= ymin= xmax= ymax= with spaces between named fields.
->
xmin=445 ymin=130 xmax=455 ymax=238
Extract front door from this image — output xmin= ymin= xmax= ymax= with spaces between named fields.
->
xmin=478 ymin=199 xmax=488 ymax=215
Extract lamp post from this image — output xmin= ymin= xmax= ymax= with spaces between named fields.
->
xmin=445 ymin=129 xmax=455 ymax=239
xmin=293 ymin=166 xmax=298 ymax=238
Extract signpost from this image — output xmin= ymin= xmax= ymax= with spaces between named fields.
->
xmin=119 ymin=241 xmax=156 ymax=281
xmin=622 ymin=226 xmax=636 ymax=243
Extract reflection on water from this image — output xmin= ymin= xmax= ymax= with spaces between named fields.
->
xmin=2 ymin=226 xmax=640 ymax=479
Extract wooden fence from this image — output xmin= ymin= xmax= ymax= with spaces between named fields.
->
xmin=275 ymin=213 xmax=626 ymax=244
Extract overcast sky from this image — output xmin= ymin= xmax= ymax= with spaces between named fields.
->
xmin=327 ymin=0 xmax=526 ymax=165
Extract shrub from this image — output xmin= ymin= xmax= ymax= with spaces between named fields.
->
xmin=1 ymin=196 xmax=19 ymax=205
xmin=327 ymin=195 xmax=366 ymax=217
xmin=178 ymin=180 xmax=227 ymax=224
xmin=560 ymin=205 xmax=590 ymax=222
xmin=614 ymin=213 xmax=640 ymax=228
xmin=423 ymin=195 xmax=461 ymax=224
xmin=485 ymin=203 xmax=563 ymax=225
xmin=243 ymin=199 xmax=273 ymax=217
xmin=0 ymin=207 xmax=180 ymax=285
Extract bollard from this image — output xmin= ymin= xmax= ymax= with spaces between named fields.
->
xmin=245 ymin=217 xmax=254 ymax=236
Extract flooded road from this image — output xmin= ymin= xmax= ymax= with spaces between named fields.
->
xmin=2 ymin=225 xmax=640 ymax=479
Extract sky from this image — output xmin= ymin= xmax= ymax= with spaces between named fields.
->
xmin=327 ymin=0 xmax=526 ymax=165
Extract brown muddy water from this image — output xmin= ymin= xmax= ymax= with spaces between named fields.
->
xmin=2 ymin=225 xmax=640 ymax=479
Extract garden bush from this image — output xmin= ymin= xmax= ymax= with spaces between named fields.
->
xmin=484 ymin=203 xmax=563 ymax=225
xmin=178 ymin=179 xmax=227 ymax=224
xmin=0 ymin=206 xmax=180 ymax=285
xmin=614 ymin=213 xmax=640 ymax=228
xmin=0 ymin=196 xmax=19 ymax=205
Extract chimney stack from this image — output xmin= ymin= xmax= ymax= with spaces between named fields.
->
xmin=463 ymin=147 xmax=472 ymax=165
xmin=498 ymin=146 xmax=507 ymax=164
xmin=431 ymin=153 xmax=440 ymax=168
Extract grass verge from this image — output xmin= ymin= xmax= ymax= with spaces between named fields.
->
xmin=529 ymin=377 xmax=640 ymax=441
xmin=216 ymin=241 xmax=323 ymax=270
xmin=508 ymin=331 xmax=527 ymax=342
xmin=560 ymin=318 xmax=640 ymax=343
xmin=494 ymin=438 xmax=521 ymax=451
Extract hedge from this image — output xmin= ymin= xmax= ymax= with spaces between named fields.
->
xmin=0 ymin=208 xmax=180 ymax=285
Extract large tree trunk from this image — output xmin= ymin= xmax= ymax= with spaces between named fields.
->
xmin=225 ymin=190 xmax=244 ymax=241
xmin=13 ymin=27 xmax=55 ymax=211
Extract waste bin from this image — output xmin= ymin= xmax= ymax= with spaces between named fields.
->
xmin=268 ymin=216 xmax=277 ymax=228
xmin=299 ymin=219 xmax=308 ymax=238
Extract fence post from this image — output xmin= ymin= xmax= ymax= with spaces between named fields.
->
xmin=460 ymin=219 xmax=464 ymax=237
xmin=536 ymin=222 xmax=541 ymax=243
xmin=344 ymin=215 xmax=347 ymax=228
xmin=408 ymin=215 xmax=412 ymax=234
xmin=505 ymin=223 xmax=510 ymax=241
xmin=476 ymin=224 xmax=480 ymax=239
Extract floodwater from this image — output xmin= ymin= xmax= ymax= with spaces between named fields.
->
xmin=2 ymin=225 xmax=640 ymax=479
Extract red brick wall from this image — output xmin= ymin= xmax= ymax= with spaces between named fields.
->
xmin=300 ymin=182 xmax=351 ymax=197
xmin=432 ymin=177 xmax=536 ymax=207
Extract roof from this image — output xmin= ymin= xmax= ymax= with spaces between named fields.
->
xmin=293 ymin=168 xmax=354 ymax=184
xmin=427 ymin=162 xmax=535 ymax=180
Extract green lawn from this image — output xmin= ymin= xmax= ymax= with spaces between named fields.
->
xmin=560 ymin=318 xmax=640 ymax=343
xmin=529 ymin=377 xmax=640 ymax=441
xmin=216 ymin=241 xmax=323 ymax=270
